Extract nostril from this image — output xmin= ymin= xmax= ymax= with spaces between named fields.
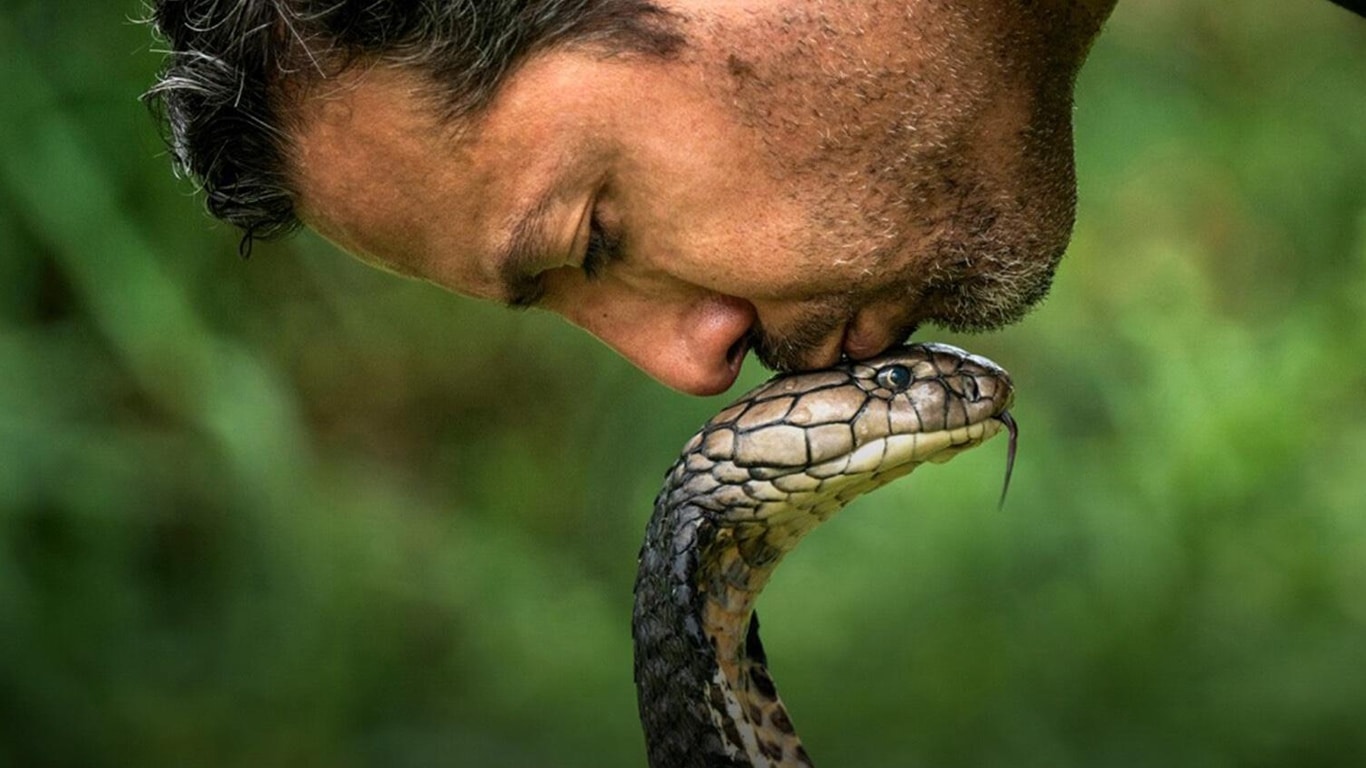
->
xmin=726 ymin=335 xmax=749 ymax=369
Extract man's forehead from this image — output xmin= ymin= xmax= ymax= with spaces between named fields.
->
xmin=292 ymin=67 xmax=460 ymax=213
xmin=290 ymin=66 xmax=493 ymax=286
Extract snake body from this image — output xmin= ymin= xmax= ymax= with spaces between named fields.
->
xmin=632 ymin=343 xmax=1014 ymax=768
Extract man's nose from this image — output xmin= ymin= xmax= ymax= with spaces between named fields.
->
xmin=576 ymin=292 xmax=756 ymax=396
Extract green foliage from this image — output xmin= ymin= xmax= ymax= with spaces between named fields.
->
xmin=1 ymin=2 xmax=1363 ymax=766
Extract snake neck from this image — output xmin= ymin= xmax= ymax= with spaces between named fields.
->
xmin=633 ymin=478 xmax=819 ymax=768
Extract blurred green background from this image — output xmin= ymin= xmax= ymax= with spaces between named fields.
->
xmin=2 ymin=2 xmax=1364 ymax=766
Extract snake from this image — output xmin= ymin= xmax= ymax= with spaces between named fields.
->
xmin=632 ymin=342 xmax=1016 ymax=768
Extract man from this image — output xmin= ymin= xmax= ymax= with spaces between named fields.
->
xmin=146 ymin=1 xmax=1123 ymax=395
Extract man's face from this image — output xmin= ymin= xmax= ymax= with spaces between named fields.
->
xmin=292 ymin=1 xmax=1104 ymax=395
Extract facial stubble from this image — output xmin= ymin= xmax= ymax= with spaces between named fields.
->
xmin=699 ymin=2 xmax=1082 ymax=371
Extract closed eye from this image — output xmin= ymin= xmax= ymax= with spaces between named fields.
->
xmin=581 ymin=215 xmax=621 ymax=280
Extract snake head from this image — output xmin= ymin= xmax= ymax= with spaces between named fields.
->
xmin=663 ymin=343 xmax=1014 ymax=519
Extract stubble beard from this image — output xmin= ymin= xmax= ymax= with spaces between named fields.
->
xmin=698 ymin=2 xmax=1083 ymax=372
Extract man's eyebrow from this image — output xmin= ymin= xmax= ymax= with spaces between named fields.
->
xmin=496 ymin=194 xmax=558 ymax=309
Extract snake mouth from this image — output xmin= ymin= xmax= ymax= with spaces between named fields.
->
xmin=796 ymin=414 xmax=1007 ymax=498
xmin=905 ymin=416 xmax=1005 ymax=467
xmin=820 ymin=398 xmax=1014 ymax=504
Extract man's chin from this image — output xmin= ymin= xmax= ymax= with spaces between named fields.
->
xmin=921 ymin=252 xmax=1061 ymax=334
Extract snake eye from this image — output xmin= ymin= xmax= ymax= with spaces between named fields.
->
xmin=875 ymin=364 xmax=912 ymax=390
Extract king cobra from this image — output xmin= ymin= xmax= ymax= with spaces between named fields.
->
xmin=632 ymin=343 xmax=1016 ymax=767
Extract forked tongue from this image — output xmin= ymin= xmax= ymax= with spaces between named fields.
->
xmin=996 ymin=411 xmax=1018 ymax=512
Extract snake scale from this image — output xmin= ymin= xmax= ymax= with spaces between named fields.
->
xmin=632 ymin=343 xmax=1015 ymax=767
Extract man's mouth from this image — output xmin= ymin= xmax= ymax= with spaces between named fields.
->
xmin=745 ymin=315 xmax=848 ymax=373
xmin=844 ymin=303 xmax=925 ymax=362
xmin=842 ymin=312 xmax=903 ymax=360
xmin=743 ymin=300 xmax=924 ymax=375
xmin=838 ymin=320 xmax=858 ymax=360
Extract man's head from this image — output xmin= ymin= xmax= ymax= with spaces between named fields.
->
xmin=148 ymin=0 xmax=1114 ymax=395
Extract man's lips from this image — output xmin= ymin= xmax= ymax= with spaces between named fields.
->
xmin=843 ymin=305 xmax=921 ymax=360
xmin=841 ymin=318 xmax=884 ymax=360
xmin=739 ymin=302 xmax=921 ymax=376
xmin=742 ymin=316 xmax=846 ymax=373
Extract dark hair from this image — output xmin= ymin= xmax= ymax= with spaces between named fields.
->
xmin=144 ymin=0 xmax=683 ymax=251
